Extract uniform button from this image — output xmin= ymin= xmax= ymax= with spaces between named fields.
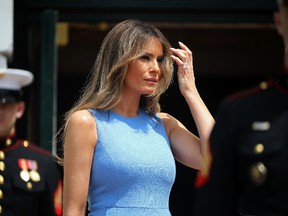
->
xmin=0 ymin=162 xmax=5 ymax=171
xmin=260 ymin=81 xmax=268 ymax=90
xmin=0 ymin=151 xmax=4 ymax=160
xmin=0 ymin=189 xmax=3 ymax=199
xmin=27 ymin=182 xmax=33 ymax=190
xmin=5 ymin=139 xmax=12 ymax=146
xmin=23 ymin=140 xmax=29 ymax=147
xmin=254 ymin=143 xmax=264 ymax=154
xmin=0 ymin=175 xmax=4 ymax=185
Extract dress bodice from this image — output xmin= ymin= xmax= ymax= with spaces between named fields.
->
xmin=87 ymin=109 xmax=176 ymax=216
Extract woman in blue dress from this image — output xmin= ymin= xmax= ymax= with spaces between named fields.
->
xmin=59 ymin=19 xmax=215 ymax=216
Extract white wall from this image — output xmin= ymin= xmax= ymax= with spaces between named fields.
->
xmin=0 ymin=0 xmax=13 ymax=67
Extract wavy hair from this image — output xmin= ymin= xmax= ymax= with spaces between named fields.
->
xmin=72 ymin=19 xmax=173 ymax=114
xmin=56 ymin=19 xmax=174 ymax=163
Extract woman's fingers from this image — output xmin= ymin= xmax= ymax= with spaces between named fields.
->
xmin=170 ymin=42 xmax=193 ymax=71
xmin=170 ymin=42 xmax=192 ymax=62
xmin=178 ymin=41 xmax=192 ymax=56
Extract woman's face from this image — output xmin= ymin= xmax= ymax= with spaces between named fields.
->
xmin=123 ymin=38 xmax=164 ymax=96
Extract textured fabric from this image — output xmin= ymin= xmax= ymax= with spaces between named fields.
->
xmin=87 ymin=108 xmax=176 ymax=216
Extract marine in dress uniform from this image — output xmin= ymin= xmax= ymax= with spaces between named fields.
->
xmin=192 ymin=1 xmax=288 ymax=215
xmin=193 ymin=72 xmax=288 ymax=216
xmin=0 ymin=68 xmax=62 ymax=216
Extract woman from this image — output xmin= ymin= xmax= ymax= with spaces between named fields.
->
xmin=59 ymin=19 xmax=214 ymax=216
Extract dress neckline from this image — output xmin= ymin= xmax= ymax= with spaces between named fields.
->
xmin=109 ymin=109 xmax=143 ymax=120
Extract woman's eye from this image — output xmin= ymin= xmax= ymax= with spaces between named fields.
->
xmin=157 ymin=57 xmax=164 ymax=63
xmin=140 ymin=55 xmax=150 ymax=60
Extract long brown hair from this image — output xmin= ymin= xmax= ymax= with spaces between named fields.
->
xmin=56 ymin=19 xmax=174 ymax=163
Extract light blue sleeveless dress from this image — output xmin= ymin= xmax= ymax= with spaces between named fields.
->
xmin=87 ymin=108 xmax=176 ymax=216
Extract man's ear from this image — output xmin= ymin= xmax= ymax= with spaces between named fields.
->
xmin=274 ymin=11 xmax=284 ymax=36
xmin=16 ymin=101 xmax=25 ymax=119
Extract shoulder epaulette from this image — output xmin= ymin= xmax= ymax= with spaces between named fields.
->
xmin=18 ymin=139 xmax=52 ymax=157
xmin=226 ymin=81 xmax=272 ymax=102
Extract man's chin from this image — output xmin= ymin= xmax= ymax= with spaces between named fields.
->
xmin=0 ymin=128 xmax=9 ymax=138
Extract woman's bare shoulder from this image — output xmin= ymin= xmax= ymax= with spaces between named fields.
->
xmin=68 ymin=109 xmax=96 ymax=129
xmin=157 ymin=112 xmax=176 ymax=122
xmin=65 ymin=110 xmax=97 ymax=147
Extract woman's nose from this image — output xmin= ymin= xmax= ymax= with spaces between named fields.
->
xmin=150 ymin=59 xmax=161 ymax=72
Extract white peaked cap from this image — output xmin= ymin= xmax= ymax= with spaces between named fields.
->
xmin=0 ymin=68 xmax=34 ymax=90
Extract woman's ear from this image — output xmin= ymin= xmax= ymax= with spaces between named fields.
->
xmin=16 ymin=101 xmax=25 ymax=119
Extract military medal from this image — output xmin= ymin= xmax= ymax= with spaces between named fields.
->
xmin=29 ymin=160 xmax=41 ymax=182
xmin=18 ymin=159 xmax=42 ymax=182
xmin=18 ymin=159 xmax=30 ymax=182
xmin=20 ymin=170 xmax=30 ymax=182
xmin=29 ymin=170 xmax=41 ymax=182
